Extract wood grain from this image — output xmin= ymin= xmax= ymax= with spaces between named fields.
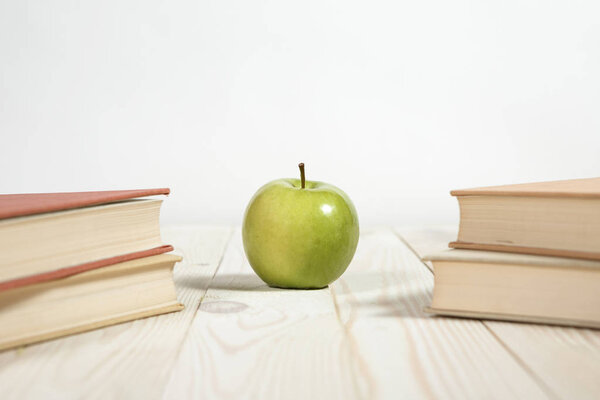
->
xmin=0 ymin=226 xmax=232 ymax=400
xmin=398 ymin=226 xmax=600 ymax=400
xmin=330 ymin=228 xmax=548 ymax=399
xmin=483 ymin=321 xmax=600 ymax=400
xmin=162 ymin=230 xmax=370 ymax=400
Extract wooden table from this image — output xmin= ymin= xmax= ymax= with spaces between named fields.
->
xmin=1 ymin=226 xmax=599 ymax=399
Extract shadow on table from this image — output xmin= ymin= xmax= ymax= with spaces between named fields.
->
xmin=332 ymin=271 xmax=434 ymax=319
xmin=179 ymin=269 xmax=433 ymax=319
xmin=179 ymin=273 xmax=328 ymax=293
xmin=178 ymin=272 xmax=431 ymax=318
xmin=342 ymin=292 xmax=434 ymax=319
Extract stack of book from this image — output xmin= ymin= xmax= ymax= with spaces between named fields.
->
xmin=0 ymin=189 xmax=182 ymax=351
xmin=426 ymin=178 xmax=600 ymax=329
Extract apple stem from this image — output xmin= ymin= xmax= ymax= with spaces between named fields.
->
xmin=298 ymin=163 xmax=305 ymax=189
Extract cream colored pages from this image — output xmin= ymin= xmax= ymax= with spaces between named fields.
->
xmin=0 ymin=199 xmax=163 ymax=282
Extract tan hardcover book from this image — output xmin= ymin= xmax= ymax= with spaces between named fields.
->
xmin=450 ymin=177 xmax=600 ymax=260
xmin=424 ymin=249 xmax=600 ymax=329
xmin=0 ymin=254 xmax=183 ymax=351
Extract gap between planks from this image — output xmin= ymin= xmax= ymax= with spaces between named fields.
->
xmin=327 ymin=228 xmax=548 ymax=399
xmin=390 ymin=228 xmax=560 ymax=399
xmin=164 ymin=226 xmax=236 ymax=390
xmin=329 ymin=279 xmax=378 ymax=399
xmin=162 ymin=229 xmax=371 ymax=399
xmin=480 ymin=323 xmax=558 ymax=399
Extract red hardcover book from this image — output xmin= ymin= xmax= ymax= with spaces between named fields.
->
xmin=0 ymin=188 xmax=173 ymax=291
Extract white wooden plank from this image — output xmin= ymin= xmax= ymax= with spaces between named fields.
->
xmin=399 ymin=227 xmax=600 ymax=400
xmin=0 ymin=226 xmax=231 ymax=400
xmin=394 ymin=225 xmax=457 ymax=260
xmin=164 ymin=227 xmax=547 ymax=400
xmin=162 ymin=229 xmax=371 ymax=400
xmin=330 ymin=228 xmax=549 ymax=399
xmin=482 ymin=321 xmax=600 ymax=400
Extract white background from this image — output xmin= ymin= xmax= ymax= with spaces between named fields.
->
xmin=1 ymin=0 xmax=599 ymax=226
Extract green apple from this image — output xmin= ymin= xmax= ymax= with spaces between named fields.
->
xmin=242 ymin=163 xmax=359 ymax=289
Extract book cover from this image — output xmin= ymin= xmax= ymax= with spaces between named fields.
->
xmin=0 ymin=188 xmax=170 ymax=219
xmin=451 ymin=177 xmax=600 ymax=198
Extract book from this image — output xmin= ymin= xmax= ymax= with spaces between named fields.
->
xmin=0 ymin=254 xmax=183 ymax=351
xmin=449 ymin=177 xmax=600 ymax=260
xmin=424 ymin=249 xmax=600 ymax=329
xmin=0 ymin=189 xmax=171 ymax=290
